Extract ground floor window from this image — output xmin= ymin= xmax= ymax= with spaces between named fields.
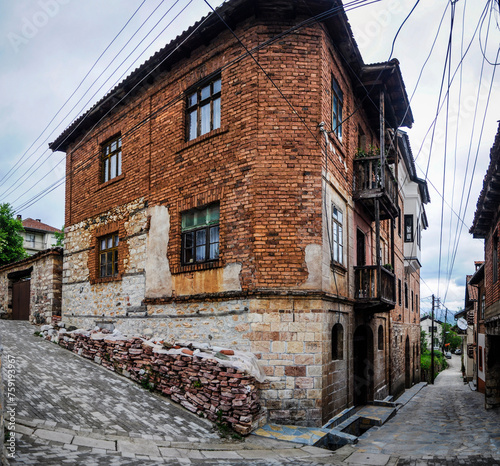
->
xmin=181 ymin=203 xmax=220 ymax=265
xmin=99 ymin=233 xmax=119 ymax=277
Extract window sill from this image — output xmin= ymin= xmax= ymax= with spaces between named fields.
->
xmin=331 ymin=261 xmax=347 ymax=275
xmin=96 ymin=173 xmax=125 ymax=191
xmin=328 ymin=132 xmax=344 ymax=152
xmin=172 ymin=260 xmax=222 ymax=275
xmin=179 ymin=126 xmax=228 ymax=152
xmin=91 ymin=274 xmax=122 ymax=285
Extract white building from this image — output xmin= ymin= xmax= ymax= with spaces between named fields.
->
xmin=18 ymin=217 xmax=62 ymax=256
xmin=420 ymin=315 xmax=443 ymax=351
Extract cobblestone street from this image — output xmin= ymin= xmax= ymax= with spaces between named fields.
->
xmin=1 ymin=320 xmax=500 ymax=465
xmin=0 ymin=321 xmax=338 ymax=465
xmin=349 ymin=352 xmax=500 ymax=464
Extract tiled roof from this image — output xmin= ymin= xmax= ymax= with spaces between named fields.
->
xmin=22 ymin=218 xmax=61 ymax=234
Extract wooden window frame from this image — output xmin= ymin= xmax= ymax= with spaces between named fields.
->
xmin=493 ymin=235 xmax=498 ymax=283
xmin=404 ymin=215 xmax=413 ymax=243
xmin=186 ymin=74 xmax=221 ymax=142
xmin=101 ymin=135 xmax=122 ymax=183
xmin=332 ymin=204 xmax=344 ymax=265
xmin=332 ymin=76 xmax=343 ymax=140
xmin=181 ymin=203 xmax=220 ymax=266
xmin=99 ymin=233 xmax=119 ymax=278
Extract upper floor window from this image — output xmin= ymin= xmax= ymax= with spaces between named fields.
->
xmin=187 ymin=75 xmax=221 ymax=141
xmin=332 ymin=76 xmax=343 ymax=140
xmin=102 ymin=136 xmax=122 ymax=183
xmin=493 ymin=235 xmax=498 ymax=283
xmin=481 ymin=292 xmax=485 ymax=320
xmin=181 ymin=203 xmax=220 ymax=265
xmin=99 ymin=233 xmax=119 ymax=277
xmin=404 ymin=215 xmax=413 ymax=243
xmin=332 ymin=204 xmax=343 ymax=265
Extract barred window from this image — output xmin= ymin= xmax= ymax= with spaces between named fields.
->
xmin=187 ymin=76 xmax=221 ymax=141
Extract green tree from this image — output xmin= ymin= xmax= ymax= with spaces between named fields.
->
xmin=442 ymin=323 xmax=462 ymax=351
xmin=0 ymin=203 xmax=26 ymax=265
xmin=420 ymin=328 xmax=428 ymax=353
xmin=53 ymin=226 xmax=64 ymax=247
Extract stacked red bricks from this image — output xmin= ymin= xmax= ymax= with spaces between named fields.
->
xmin=56 ymin=331 xmax=262 ymax=435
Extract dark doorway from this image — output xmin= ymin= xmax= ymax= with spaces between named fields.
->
xmin=353 ymin=325 xmax=374 ymax=405
xmin=405 ymin=336 xmax=411 ymax=388
xmin=356 ymin=229 xmax=366 ymax=266
xmin=12 ymin=279 xmax=30 ymax=320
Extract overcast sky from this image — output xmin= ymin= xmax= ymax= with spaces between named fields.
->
xmin=0 ymin=0 xmax=498 ymax=317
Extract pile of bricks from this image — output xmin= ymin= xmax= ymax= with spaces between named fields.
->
xmin=49 ymin=328 xmax=262 ymax=435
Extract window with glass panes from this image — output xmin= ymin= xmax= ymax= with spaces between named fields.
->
xmin=181 ymin=204 xmax=220 ymax=265
xmin=102 ymin=136 xmax=122 ymax=183
xmin=332 ymin=204 xmax=343 ymax=264
xmin=332 ymin=77 xmax=343 ymax=139
xmin=187 ymin=76 xmax=221 ymax=141
xmin=99 ymin=234 xmax=119 ymax=277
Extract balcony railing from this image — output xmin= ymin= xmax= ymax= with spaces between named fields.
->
xmin=353 ymin=157 xmax=398 ymax=219
xmin=354 ymin=265 xmax=396 ymax=310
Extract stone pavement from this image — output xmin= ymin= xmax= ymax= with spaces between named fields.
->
xmin=0 ymin=321 xmax=343 ymax=465
xmin=2 ymin=320 xmax=499 ymax=465
xmin=351 ymin=353 xmax=500 ymax=464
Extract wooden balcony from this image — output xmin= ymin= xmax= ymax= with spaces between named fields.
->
xmin=354 ymin=265 xmax=396 ymax=311
xmin=353 ymin=157 xmax=398 ymax=220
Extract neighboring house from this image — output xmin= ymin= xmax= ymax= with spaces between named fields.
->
xmin=49 ymin=0 xmax=428 ymax=426
xmin=18 ymin=216 xmax=62 ymax=255
xmin=457 ymin=261 xmax=485 ymax=385
xmin=470 ymin=122 xmax=500 ymax=410
xmin=468 ymin=262 xmax=486 ymax=393
xmin=420 ymin=316 xmax=443 ymax=350
xmin=0 ymin=248 xmax=63 ymax=324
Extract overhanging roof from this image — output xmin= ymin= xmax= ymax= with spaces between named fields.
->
xmin=470 ymin=122 xmax=500 ymax=238
xmin=49 ymin=0 xmax=413 ymax=153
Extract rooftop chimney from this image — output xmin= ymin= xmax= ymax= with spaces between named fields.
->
xmin=36 ymin=219 xmax=41 ymax=222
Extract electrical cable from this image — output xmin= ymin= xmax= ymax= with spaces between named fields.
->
xmin=0 ymin=0 xmax=152 ymax=189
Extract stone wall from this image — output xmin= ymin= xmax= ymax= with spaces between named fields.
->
xmin=41 ymin=326 xmax=264 ymax=435
xmin=0 ymin=248 xmax=63 ymax=323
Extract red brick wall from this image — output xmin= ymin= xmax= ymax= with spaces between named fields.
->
xmin=65 ymin=19 xmax=329 ymax=291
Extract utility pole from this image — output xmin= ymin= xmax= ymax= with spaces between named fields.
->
xmin=431 ymin=294 xmax=435 ymax=384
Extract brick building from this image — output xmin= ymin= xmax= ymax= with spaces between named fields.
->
xmin=470 ymin=122 xmax=500 ymax=410
xmin=50 ymin=0 xmax=428 ymax=425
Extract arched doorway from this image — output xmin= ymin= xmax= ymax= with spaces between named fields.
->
xmin=353 ymin=325 xmax=374 ymax=405
xmin=405 ymin=336 xmax=411 ymax=388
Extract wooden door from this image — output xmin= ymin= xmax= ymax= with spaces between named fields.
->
xmin=12 ymin=279 xmax=30 ymax=320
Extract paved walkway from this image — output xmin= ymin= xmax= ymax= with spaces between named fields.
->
xmin=2 ymin=321 xmax=499 ymax=465
xmin=350 ymin=354 xmax=500 ymax=464
xmin=0 ymin=321 xmax=339 ymax=465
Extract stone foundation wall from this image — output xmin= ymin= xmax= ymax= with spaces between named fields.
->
xmin=0 ymin=248 xmax=63 ymax=323
xmin=43 ymin=327 xmax=263 ymax=435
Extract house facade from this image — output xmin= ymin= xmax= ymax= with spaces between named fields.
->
xmin=18 ymin=216 xmax=61 ymax=256
xmin=470 ymin=123 xmax=500 ymax=410
xmin=50 ymin=0 xmax=428 ymax=425
xmin=0 ymin=248 xmax=63 ymax=323
xmin=420 ymin=316 xmax=443 ymax=351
